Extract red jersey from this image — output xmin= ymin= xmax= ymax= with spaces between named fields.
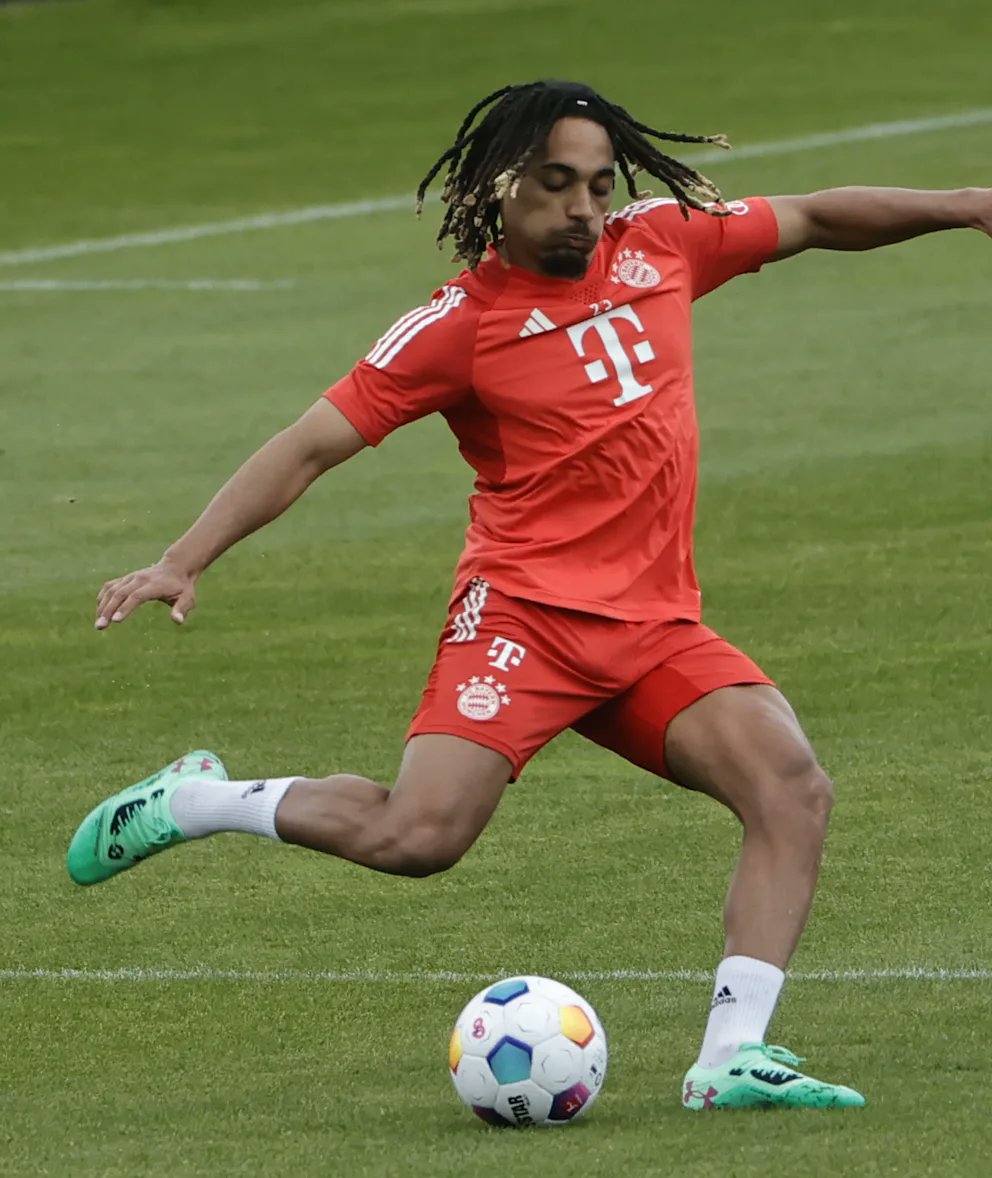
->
xmin=325 ymin=196 xmax=779 ymax=621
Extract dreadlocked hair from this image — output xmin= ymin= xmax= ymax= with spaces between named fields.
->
xmin=415 ymin=80 xmax=731 ymax=269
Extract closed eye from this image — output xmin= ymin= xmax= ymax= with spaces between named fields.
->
xmin=542 ymin=181 xmax=615 ymax=198
xmin=540 ymin=163 xmax=615 ymax=198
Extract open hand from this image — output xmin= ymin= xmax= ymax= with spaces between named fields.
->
xmin=95 ymin=559 xmax=197 ymax=630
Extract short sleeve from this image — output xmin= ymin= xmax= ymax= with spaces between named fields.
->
xmin=324 ymin=284 xmax=477 ymax=446
xmin=636 ymin=197 xmax=779 ymax=300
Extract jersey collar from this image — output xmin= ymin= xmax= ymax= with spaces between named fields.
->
xmin=472 ymin=241 xmax=607 ymax=294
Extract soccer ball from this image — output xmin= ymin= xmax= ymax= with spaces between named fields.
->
xmin=448 ymin=975 xmax=608 ymax=1127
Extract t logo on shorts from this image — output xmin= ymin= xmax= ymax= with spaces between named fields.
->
xmin=487 ymin=636 xmax=527 ymax=672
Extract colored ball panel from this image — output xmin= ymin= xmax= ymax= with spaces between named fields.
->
xmin=473 ymin=1104 xmax=512 ymax=1128
xmin=448 ymin=1026 xmax=462 ymax=1073
xmin=560 ymin=1004 xmax=595 ymax=1047
xmin=484 ymin=978 xmax=530 ymax=1005
xmin=549 ymin=1082 xmax=592 ymax=1122
xmin=487 ymin=1037 xmax=532 ymax=1084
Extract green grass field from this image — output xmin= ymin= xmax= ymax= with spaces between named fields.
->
xmin=2 ymin=0 xmax=991 ymax=1174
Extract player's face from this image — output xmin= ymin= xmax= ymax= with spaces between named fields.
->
xmin=500 ymin=117 xmax=615 ymax=279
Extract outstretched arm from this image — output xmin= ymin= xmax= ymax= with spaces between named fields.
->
xmin=95 ymin=398 xmax=366 ymax=629
xmin=768 ymin=187 xmax=992 ymax=259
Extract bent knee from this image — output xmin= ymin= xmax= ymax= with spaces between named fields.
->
xmin=372 ymin=825 xmax=466 ymax=878
xmin=803 ymin=764 xmax=835 ymax=817
xmin=742 ymin=755 xmax=834 ymax=828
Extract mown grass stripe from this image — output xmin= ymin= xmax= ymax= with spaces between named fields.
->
xmin=1 ymin=966 xmax=988 ymax=983
xmin=2 ymin=107 xmax=990 ymax=267
xmin=0 ymin=278 xmax=294 ymax=291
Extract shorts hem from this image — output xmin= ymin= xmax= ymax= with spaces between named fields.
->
xmin=404 ymin=723 xmax=527 ymax=779
xmin=656 ymin=675 xmax=777 ymax=780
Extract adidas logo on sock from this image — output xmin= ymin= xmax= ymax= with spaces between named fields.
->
xmin=710 ymin=985 xmax=736 ymax=1008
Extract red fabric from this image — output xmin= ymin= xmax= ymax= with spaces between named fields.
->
xmin=572 ymin=636 xmax=774 ymax=781
xmin=406 ymin=581 xmax=773 ymax=778
xmin=326 ymin=197 xmax=779 ymax=623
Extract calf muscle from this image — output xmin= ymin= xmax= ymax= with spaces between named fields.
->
xmin=665 ymin=685 xmax=833 ymax=968
xmin=273 ymin=735 xmax=513 ymax=877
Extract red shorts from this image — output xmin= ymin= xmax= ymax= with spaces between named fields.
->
xmin=407 ymin=579 xmax=774 ymax=780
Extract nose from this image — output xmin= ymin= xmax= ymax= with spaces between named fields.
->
xmin=564 ymin=186 xmax=596 ymax=223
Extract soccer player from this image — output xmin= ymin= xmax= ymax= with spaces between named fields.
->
xmin=68 ymin=80 xmax=991 ymax=1110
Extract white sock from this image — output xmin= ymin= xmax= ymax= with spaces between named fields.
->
xmin=169 ymin=777 xmax=298 ymax=840
xmin=696 ymin=955 xmax=785 ymax=1068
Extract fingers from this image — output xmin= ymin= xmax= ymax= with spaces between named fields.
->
xmin=95 ymin=575 xmax=138 ymax=630
xmin=95 ymin=580 xmax=159 ymax=629
xmin=94 ymin=565 xmax=195 ymax=630
xmin=170 ymin=589 xmax=196 ymax=626
xmin=96 ymin=577 xmax=121 ymax=623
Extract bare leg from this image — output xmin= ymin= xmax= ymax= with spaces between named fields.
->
xmin=274 ymin=734 xmax=513 ymax=877
xmin=664 ymin=685 xmax=834 ymax=969
xmin=578 ymin=679 xmax=852 ymax=1089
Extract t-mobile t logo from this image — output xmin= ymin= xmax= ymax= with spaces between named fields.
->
xmin=566 ymin=304 xmax=656 ymax=407
xmin=487 ymin=636 xmax=527 ymax=672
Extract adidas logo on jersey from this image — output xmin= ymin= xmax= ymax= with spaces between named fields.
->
xmin=518 ymin=308 xmax=557 ymax=337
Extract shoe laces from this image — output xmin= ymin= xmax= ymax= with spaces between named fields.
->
xmin=740 ymin=1043 xmax=806 ymax=1068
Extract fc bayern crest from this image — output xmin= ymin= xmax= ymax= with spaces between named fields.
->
xmin=610 ymin=248 xmax=661 ymax=289
xmin=456 ymin=676 xmax=511 ymax=722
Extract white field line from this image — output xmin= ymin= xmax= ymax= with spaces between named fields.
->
xmin=2 ymin=107 xmax=990 ymax=269
xmin=0 ymin=967 xmax=988 ymax=983
xmin=0 ymin=198 xmax=414 ymax=267
xmin=0 ymin=278 xmax=294 ymax=292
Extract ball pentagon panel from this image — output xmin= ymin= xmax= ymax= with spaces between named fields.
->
xmin=452 ymin=1053 xmax=500 ymax=1107
xmin=531 ymin=1035 xmax=585 ymax=1093
xmin=487 ymin=1037 xmax=532 ymax=1085
xmin=502 ymin=991 xmax=559 ymax=1044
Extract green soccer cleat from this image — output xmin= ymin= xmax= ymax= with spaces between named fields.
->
xmin=66 ymin=750 xmax=227 ymax=886
xmin=682 ymin=1043 xmax=866 ymax=1110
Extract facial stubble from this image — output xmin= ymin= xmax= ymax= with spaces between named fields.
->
xmin=538 ymin=246 xmax=592 ymax=280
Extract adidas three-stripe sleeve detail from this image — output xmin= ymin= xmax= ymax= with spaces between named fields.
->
xmin=323 ymin=284 xmax=477 ymax=447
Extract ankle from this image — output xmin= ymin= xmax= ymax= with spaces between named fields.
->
xmin=169 ymin=776 xmax=298 ymax=839
xmin=696 ymin=955 xmax=785 ymax=1069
